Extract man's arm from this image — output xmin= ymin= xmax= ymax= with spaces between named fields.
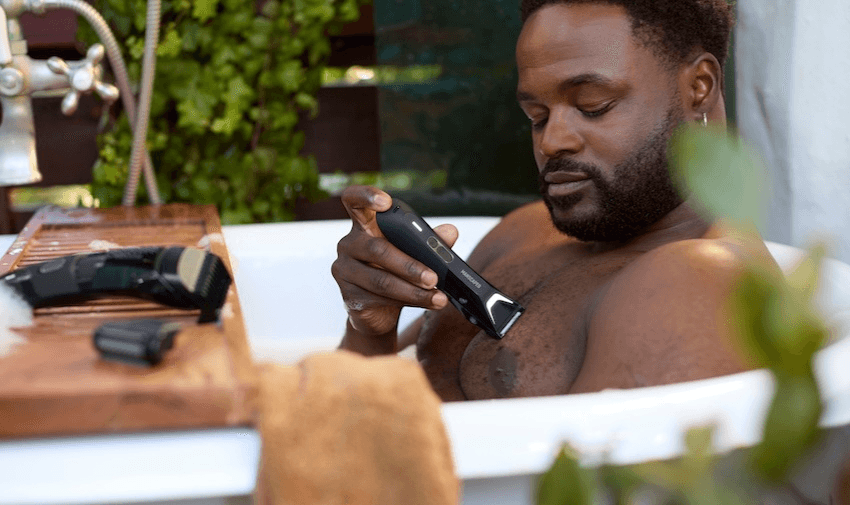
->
xmin=570 ymin=237 xmax=778 ymax=393
xmin=397 ymin=315 xmax=424 ymax=351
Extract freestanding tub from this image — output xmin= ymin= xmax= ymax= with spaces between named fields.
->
xmin=225 ymin=217 xmax=850 ymax=504
xmin=1 ymin=217 xmax=849 ymax=504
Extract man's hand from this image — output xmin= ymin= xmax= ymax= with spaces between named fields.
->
xmin=333 ymin=185 xmax=458 ymax=354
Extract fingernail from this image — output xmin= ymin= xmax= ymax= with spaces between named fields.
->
xmin=372 ymin=194 xmax=390 ymax=208
xmin=421 ymin=270 xmax=438 ymax=288
xmin=432 ymin=291 xmax=447 ymax=307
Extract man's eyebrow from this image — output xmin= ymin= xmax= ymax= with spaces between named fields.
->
xmin=561 ymin=73 xmax=618 ymax=89
xmin=517 ymin=73 xmax=620 ymax=102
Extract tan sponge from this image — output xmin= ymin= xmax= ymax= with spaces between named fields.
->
xmin=255 ymin=350 xmax=459 ymax=505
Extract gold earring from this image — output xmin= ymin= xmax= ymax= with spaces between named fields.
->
xmin=701 ymin=112 xmax=708 ymax=127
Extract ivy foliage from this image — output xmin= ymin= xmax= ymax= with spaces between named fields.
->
xmin=79 ymin=0 xmax=369 ymax=224
xmin=537 ymin=126 xmax=832 ymax=504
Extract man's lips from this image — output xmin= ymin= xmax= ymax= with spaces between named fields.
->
xmin=542 ymin=171 xmax=592 ymax=197
xmin=543 ymin=171 xmax=590 ymax=184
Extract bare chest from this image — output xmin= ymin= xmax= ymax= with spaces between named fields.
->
xmin=419 ymin=244 xmax=639 ymax=400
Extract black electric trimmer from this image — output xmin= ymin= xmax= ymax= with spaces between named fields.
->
xmin=0 ymin=246 xmax=231 ymax=323
xmin=376 ymin=198 xmax=524 ymax=339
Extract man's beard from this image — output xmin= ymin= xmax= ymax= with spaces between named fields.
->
xmin=538 ymin=107 xmax=684 ymax=242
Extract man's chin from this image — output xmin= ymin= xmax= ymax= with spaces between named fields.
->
xmin=544 ymin=190 xmax=592 ymax=213
xmin=543 ymin=199 xmax=604 ymax=241
xmin=545 ymin=198 xmax=649 ymax=243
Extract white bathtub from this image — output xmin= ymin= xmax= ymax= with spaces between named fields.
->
xmin=2 ymin=218 xmax=850 ymax=505
xmin=224 ymin=218 xmax=850 ymax=504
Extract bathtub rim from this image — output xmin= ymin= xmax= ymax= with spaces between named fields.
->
xmin=221 ymin=219 xmax=850 ymax=480
xmin=1 ymin=221 xmax=850 ymax=500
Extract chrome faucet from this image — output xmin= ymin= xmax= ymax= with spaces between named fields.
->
xmin=0 ymin=0 xmax=118 ymax=186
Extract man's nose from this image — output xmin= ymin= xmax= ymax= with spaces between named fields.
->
xmin=538 ymin=110 xmax=584 ymax=159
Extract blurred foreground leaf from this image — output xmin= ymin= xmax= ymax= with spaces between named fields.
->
xmin=746 ymin=245 xmax=828 ymax=482
xmin=668 ymin=125 xmax=768 ymax=228
xmin=726 ymin=243 xmax=827 ymax=482
xmin=752 ymin=372 xmax=823 ymax=481
xmin=786 ymin=243 xmax=826 ymax=300
xmin=537 ymin=445 xmax=596 ymax=505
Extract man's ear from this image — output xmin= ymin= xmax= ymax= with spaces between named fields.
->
xmin=679 ymin=52 xmax=724 ymax=122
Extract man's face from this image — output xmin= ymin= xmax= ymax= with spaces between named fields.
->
xmin=516 ymin=3 xmax=685 ymax=242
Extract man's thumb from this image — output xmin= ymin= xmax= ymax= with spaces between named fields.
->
xmin=432 ymin=223 xmax=459 ymax=249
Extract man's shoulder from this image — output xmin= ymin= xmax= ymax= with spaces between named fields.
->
xmin=572 ymin=234 xmax=778 ymax=392
xmin=603 ymin=234 xmax=773 ymax=313
xmin=621 ymin=226 xmax=779 ymax=288
xmin=629 ymin=237 xmax=748 ymax=280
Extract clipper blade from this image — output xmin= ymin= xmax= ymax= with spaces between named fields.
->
xmin=488 ymin=295 xmax=525 ymax=338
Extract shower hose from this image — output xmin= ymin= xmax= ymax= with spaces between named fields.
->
xmin=42 ymin=0 xmax=162 ymax=206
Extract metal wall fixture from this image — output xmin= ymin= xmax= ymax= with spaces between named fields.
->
xmin=0 ymin=0 xmax=161 ymax=206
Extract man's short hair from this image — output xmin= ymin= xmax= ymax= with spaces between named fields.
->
xmin=519 ymin=0 xmax=736 ymax=70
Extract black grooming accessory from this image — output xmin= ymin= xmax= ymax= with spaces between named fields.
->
xmin=376 ymin=198 xmax=525 ymax=339
xmin=93 ymin=319 xmax=180 ymax=366
xmin=0 ymin=246 xmax=231 ymax=323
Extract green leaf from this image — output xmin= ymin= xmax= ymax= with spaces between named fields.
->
xmin=786 ymin=243 xmax=827 ymax=300
xmin=294 ymin=92 xmax=318 ymax=113
xmin=684 ymin=425 xmax=714 ymax=466
xmin=277 ymin=60 xmax=304 ymax=91
xmin=668 ymin=125 xmax=768 ymax=228
xmin=727 ymin=245 xmax=828 ymax=375
xmin=192 ymin=0 xmax=219 ymax=21
xmin=133 ymin=5 xmax=147 ymax=31
xmin=157 ymin=27 xmax=182 ymax=57
xmin=763 ymin=290 xmax=828 ymax=374
xmin=726 ymin=267 xmax=780 ymax=369
xmin=252 ymin=200 xmax=270 ymax=215
xmin=536 ymin=445 xmax=596 ymax=505
xmin=127 ymin=36 xmax=145 ymax=60
xmin=261 ymin=0 xmax=280 ymax=18
xmin=751 ymin=373 xmax=823 ymax=482
xmin=338 ymin=0 xmax=361 ymax=23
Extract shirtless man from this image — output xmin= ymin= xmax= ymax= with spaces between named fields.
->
xmin=333 ymin=0 xmax=777 ymax=401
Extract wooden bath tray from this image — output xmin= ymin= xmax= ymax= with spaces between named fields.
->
xmin=0 ymin=205 xmax=257 ymax=438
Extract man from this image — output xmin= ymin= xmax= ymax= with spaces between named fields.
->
xmin=332 ymin=0 xmax=778 ymax=401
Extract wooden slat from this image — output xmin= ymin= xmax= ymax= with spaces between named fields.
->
xmin=0 ymin=204 xmax=258 ymax=438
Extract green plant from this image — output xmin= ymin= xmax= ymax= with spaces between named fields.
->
xmin=80 ymin=0 xmax=369 ymax=224
xmin=537 ymin=126 xmax=833 ymax=505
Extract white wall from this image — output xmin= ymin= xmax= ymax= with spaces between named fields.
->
xmin=737 ymin=0 xmax=850 ymax=262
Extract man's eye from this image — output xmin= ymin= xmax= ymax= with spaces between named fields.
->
xmin=579 ymin=102 xmax=614 ymax=118
xmin=530 ymin=117 xmax=548 ymax=130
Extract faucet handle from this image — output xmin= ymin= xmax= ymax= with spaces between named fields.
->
xmin=46 ymin=43 xmax=119 ymax=115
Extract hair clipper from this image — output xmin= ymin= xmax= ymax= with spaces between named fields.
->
xmin=376 ymin=198 xmax=524 ymax=339
xmin=0 ymin=246 xmax=231 ymax=323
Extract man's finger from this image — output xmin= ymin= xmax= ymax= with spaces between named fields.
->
xmin=433 ymin=223 xmax=459 ymax=249
xmin=343 ymin=234 xmax=439 ymax=289
xmin=341 ymin=186 xmax=392 ymax=231
xmin=338 ymin=264 xmax=447 ymax=310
